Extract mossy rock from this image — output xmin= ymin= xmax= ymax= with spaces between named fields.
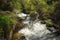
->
xmin=13 ymin=32 xmax=24 ymax=39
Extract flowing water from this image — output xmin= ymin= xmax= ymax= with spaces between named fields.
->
xmin=17 ymin=12 xmax=60 ymax=40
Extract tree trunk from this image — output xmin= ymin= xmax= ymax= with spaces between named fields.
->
xmin=7 ymin=29 xmax=13 ymax=40
xmin=7 ymin=24 xmax=16 ymax=40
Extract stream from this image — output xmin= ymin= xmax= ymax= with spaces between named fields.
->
xmin=17 ymin=12 xmax=60 ymax=40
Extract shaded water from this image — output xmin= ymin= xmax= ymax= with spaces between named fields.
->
xmin=17 ymin=12 xmax=60 ymax=40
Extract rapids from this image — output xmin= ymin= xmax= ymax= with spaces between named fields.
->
xmin=17 ymin=12 xmax=60 ymax=40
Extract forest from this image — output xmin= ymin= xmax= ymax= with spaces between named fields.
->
xmin=0 ymin=0 xmax=60 ymax=40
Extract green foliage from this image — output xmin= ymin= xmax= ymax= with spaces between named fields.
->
xmin=46 ymin=0 xmax=59 ymax=5
xmin=0 ymin=16 xmax=12 ymax=27
xmin=0 ymin=16 xmax=12 ymax=37
xmin=10 ymin=0 xmax=21 ymax=10
xmin=0 ymin=11 xmax=18 ymax=37
xmin=0 ymin=0 xmax=13 ymax=11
